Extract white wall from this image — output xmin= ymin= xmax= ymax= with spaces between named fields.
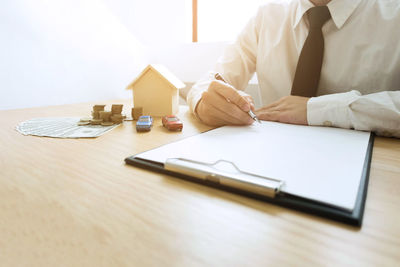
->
xmin=0 ymin=0 xmax=148 ymax=110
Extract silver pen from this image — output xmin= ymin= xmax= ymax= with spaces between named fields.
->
xmin=215 ymin=73 xmax=261 ymax=124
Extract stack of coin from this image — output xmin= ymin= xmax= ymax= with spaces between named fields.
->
xmin=91 ymin=119 xmax=103 ymax=125
xmin=99 ymin=111 xmax=112 ymax=122
xmin=78 ymin=104 xmax=126 ymax=126
xmin=132 ymin=107 xmax=143 ymax=120
xmin=110 ymin=104 xmax=124 ymax=124
xmin=92 ymin=105 xmax=105 ymax=119
xmin=111 ymin=114 xmax=124 ymax=124
xmin=111 ymin=104 xmax=123 ymax=115
xmin=78 ymin=117 xmax=91 ymax=126
xmin=99 ymin=111 xmax=113 ymax=126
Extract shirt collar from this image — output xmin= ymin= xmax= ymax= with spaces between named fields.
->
xmin=293 ymin=0 xmax=362 ymax=29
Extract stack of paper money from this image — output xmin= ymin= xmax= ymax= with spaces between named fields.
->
xmin=16 ymin=117 xmax=119 ymax=138
xmin=15 ymin=104 xmax=126 ymax=138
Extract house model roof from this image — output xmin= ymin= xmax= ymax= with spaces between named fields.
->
xmin=126 ymin=64 xmax=186 ymax=91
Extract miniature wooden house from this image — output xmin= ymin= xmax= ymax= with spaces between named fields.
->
xmin=126 ymin=64 xmax=185 ymax=117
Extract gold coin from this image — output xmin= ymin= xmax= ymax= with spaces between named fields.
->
xmin=90 ymin=119 xmax=103 ymax=125
xmin=80 ymin=117 xmax=92 ymax=122
xmin=93 ymin=105 xmax=106 ymax=111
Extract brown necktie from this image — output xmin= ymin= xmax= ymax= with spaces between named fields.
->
xmin=291 ymin=6 xmax=331 ymax=97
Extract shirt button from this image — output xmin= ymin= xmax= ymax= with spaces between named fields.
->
xmin=323 ymin=121 xmax=332 ymax=127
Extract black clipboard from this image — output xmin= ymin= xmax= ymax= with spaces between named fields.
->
xmin=125 ymin=132 xmax=374 ymax=227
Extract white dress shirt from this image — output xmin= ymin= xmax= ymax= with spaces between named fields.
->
xmin=187 ymin=0 xmax=400 ymax=137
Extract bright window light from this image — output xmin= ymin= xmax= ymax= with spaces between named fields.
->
xmin=197 ymin=0 xmax=267 ymax=42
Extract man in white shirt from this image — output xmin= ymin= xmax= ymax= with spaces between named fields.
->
xmin=187 ymin=0 xmax=400 ymax=137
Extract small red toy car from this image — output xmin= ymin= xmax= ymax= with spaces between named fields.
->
xmin=162 ymin=115 xmax=183 ymax=131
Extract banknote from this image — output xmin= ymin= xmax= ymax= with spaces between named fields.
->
xmin=16 ymin=117 xmax=119 ymax=138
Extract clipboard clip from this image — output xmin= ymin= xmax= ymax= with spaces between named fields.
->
xmin=165 ymin=158 xmax=285 ymax=198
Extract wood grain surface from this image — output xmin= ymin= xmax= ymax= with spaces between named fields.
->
xmin=0 ymin=100 xmax=399 ymax=267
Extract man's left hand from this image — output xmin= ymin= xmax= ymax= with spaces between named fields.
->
xmin=255 ymin=96 xmax=309 ymax=125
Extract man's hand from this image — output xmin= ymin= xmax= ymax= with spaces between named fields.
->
xmin=255 ymin=96 xmax=309 ymax=125
xmin=195 ymin=80 xmax=255 ymax=126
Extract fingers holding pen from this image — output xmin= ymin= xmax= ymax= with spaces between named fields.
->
xmin=196 ymin=98 xmax=234 ymax=126
xmin=196 ymin=81 xmax=254 ymax=126
xmin=200 ymin=90 xmax=253 ymax=125
xmin=238 ymin=90 xmax=256 ymax=111
xmin=209 ymin=80 xmax=251 ymax=112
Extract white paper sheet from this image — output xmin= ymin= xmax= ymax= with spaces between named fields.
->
xmin=136 ymin=121 xmax=371 ymax=211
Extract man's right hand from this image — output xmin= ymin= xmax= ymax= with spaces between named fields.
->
xmin=195 ymin=80 xmax=255 ymax=126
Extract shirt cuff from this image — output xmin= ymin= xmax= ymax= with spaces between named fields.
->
xmin=307 ymin=90 xmax=361 ymax=128
xmin=186 ymin=74 xmax=213 ymax=115
xmin=189 ymin=91 xmax=203 ymax=115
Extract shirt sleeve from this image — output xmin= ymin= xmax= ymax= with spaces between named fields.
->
xmin=186 ymin=8 xmax=261 ymax=115
xmin=307 ymin=90 xmax=400 ymax=137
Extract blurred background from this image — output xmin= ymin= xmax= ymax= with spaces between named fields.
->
xmin=0 ymin=0 xmax=265 ymax=110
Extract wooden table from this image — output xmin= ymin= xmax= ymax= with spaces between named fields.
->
xmin=1 ymin=100 xmax=399 ymax=266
